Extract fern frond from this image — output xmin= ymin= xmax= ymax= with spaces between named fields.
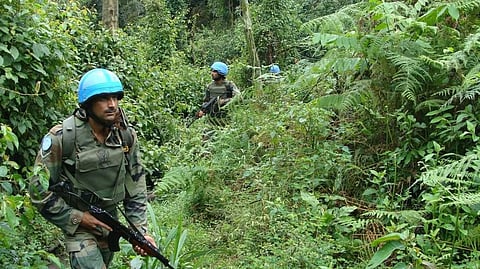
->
xmin=445 ymin=63 xmax=480 ymax=104
xmin=439 ymin=50 xmax=469 ymax=72
xmin=444 ymin=192 xmax=480 ymax=207
xmin=313 ymin=78 xmax=372 ymax=111
xmin=463 ymin=30 xmax=480 ymax=55
xmin=435 ymin=30 xmax=480 ymax=72
xmin=415 ymin=98 xmax=445 ymax=112
xmin=156 ymin=165 xmax=195 ymax=192
xmin=389 ymin=54 xmax=431 ymax=104
xmin=362 ymin=209 xmax=427 ymax=223
xmin=301 ymin=2 xmax=366 ymax=34
xmin=336 ymin=217 xmax=372 ymax=231
xmin=435 ymin=85 xmax=464 ymax=99
xmin=423 ymin=175 xmax=475 ymax=189
xmin=462 ymin=225 xmax=480 ymax=251
xmin=453 ymin=0 xmax=480 ymax=12
xmin=420 ymin=148 xmax=480 ymax=203
xmin=419 ymin=55 xmax=444 ymax=69
xmin=370 ymin=2 xmax=417 ymax=32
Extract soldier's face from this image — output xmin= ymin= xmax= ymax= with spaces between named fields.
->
xmin=211 ymin=70 xmax=220 ymax=80
xmin=91 ymin=94 xmax=119 ymax=125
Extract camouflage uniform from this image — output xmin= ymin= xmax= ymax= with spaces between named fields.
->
xmin=202 ymin=80 xmax=240 ymax=127
xmin=29 ymin=108 xmax=148 ymax=269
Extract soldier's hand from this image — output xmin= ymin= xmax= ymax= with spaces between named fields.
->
xmin=134 ymin=235 xmax=157 ymax=256
xmin=196 ymin=110 xmax=204 ymax=118
xmin=219 ymin=98 xmax=230 ymax=105
xmin=80 ymin=211 xmax=112 ymax=231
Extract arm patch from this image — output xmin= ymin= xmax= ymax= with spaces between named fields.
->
xmin=41 ymin=135 xmax=52 ymax=157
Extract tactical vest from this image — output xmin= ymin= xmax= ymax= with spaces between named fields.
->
xmin=206 ymin=81 xmax=234 ymax=120
xmin=61 ymin=116 xmax=134 ymax=211
xmin=207 ymin=81 xmax=234 ymax=99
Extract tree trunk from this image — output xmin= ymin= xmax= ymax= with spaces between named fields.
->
xmin=102 ymin=0 xmax=119 ymax=30
xmin=240 ymin=0 xmax=261 ymax=83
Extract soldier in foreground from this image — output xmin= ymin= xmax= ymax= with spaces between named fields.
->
xmin=29 ymin=68 xmax=157 ymax=269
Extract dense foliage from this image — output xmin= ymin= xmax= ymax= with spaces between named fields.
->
xmin=2 ymin=0 xmax=480 ymax=268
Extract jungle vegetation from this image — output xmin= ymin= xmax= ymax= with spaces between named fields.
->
xmin=1 ymin=0 xmax=480 ymax=268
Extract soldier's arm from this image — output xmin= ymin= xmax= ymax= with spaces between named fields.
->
xmin=220 ymin=81 xmax=241 ymax=105
xmin=230 ymin=81 xmax=241 ymax=97
xmin=28 ymin=127 xmax=84 ymax=235
xmin=124 ymin=128 xmax=148 ymax=234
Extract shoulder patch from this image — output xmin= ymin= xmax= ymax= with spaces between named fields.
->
xmin=41 ymin=134 xmax=52 ymax=152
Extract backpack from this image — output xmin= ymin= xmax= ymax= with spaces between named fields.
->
xmin=225 ymin=81 xmax=234 ymax=98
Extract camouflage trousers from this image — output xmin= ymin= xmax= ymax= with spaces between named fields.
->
xmin=66 ymin=228 xmax=114 ymax=269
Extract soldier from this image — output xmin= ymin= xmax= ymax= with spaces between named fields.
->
xmin=256 ymin=64 xmax=284 ymax=85
xmin=196 ymin=61 xmax=240 ymax=127
xmin=269 ymin=64 xmax=281 ymax=74
xmin=268 ymin=64 xmax=284 ymax=83
xmin=29 ymin=68 xmax=156 ymax=268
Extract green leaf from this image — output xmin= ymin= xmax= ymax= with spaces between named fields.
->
xmin=4 ymin=68 xmax=18 ymax=83
xmin=129 ymin=256 xmax=143 ymax=269
xmin=437 ymin=6 xmax=448 ymax=19
xmin=371 ymin=232 xmax=405 ymax=247
xmin=367 ymin=241 xmax=405 ymax=269
xmin=9 ymin=46 xmax=19 ymax=60
xmin=1 ymin=181 xmax=13 ymax=194
xmin=433 ymin=141 xmax=441 ymax=152
xmin=430 ymin=116 xmax=446 ymax=124
xmin=45 ymin=252 xmax=64 ymax=268
xmin=363 ymin=188 xmax=377 ymax=196
xmin=466 ymin=120 xmax=475 ymax=133
xmin=17 ymin=123 xmax=26 ymax=134
xmin=31 ymin=62 xmax=47 ymax=76
xmin=0 ymin=166 xmax=8 ymax=177
xmin=6 ymin=203 xmax=20 ymax=228
xmin=32 ymin=43 xmax=50 ymax=58
xmin=301 ymin=191 xmax=319 ymax=207
xmin=447 ymin=4 xmax=460 ymax=21
xmin=392 ymin=262 xmax=409 ymax=269
xmin=0 ymin=44 xmax=8 ymax=53
xmin=374 ymin=22 xmax=388 ymax=31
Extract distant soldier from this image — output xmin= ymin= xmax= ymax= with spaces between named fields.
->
xmin=29 ymin=68 xmax=156 ymax=268
xmin=257 ymin=64 xmax=284 ymax=84
xmin=269 ymin=64 xmax=281 ymax=74
xmin=196 ymin=61 xmax=240 ymax=127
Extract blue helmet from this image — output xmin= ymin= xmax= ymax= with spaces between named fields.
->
xmin=210 ymin=62 xmax=228 ymax=76
xmin=270 ymin=64 xmax=280 ymax=74
xmin=78 ymin=68 xmax=124 ymax=104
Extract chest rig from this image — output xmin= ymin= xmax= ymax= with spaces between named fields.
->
xmin=207 ymin=80 xmax=234 ymax=99
xmin=61 ymin=115 xmax=134 ymax=210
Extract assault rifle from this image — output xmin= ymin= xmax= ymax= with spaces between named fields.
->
xmin=50 ymin=182 xmax=174 ymax=269
xmin=186 ymin=96 xmax=219 ymax=128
